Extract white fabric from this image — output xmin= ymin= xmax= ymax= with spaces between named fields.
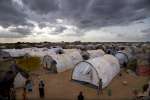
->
xmin=42 ymin=54 xmax=74 ymax=72
xmin=115 ymin=52 xmax=128 ymax=65
xmin=3 ymin=47 xmax=59 ymax=57
xmin=67 ymin=50 xmax=83 ymax=65
xmin=3 ymin=49 xmax=26 ymax=57
xmin=13 ymin=73 xmax=27 ymax=88
xmin=42 ymin=55 xmax=54 ymax=69
xmin=87 ymin=49 xmax=105 ymax=58
xmin=115 ymin=49 xmax=132 ymax=65
xmin=72 ymin=54 xmax=120 ymax=88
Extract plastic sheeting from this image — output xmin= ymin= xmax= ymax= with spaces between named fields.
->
xmin=42 ymin=54 xmax=74 ymax=73
xmin=87 ymin=49 xmax=105 ymax=58
xmin=3 ymin=47 xmax=60 ymax=57
xmin=13 ymin=73 xmax=27 ymax=88
xmin=67 ymin=50 xmax=83 ymax=65
xmin=72 ymin=54 xmax=120 ymax=88
xmin=115 ymin=49 xmax=132 ymax=65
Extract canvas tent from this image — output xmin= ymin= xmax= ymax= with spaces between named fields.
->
xmin=42 ymin=54 xmax=74 ymax=73
xmin=115 ymin=48 xmax=133 ymax=66
xmin=87 ymin=49 xmax=105 ymax=58
xmin=13 ymin=72 xmax=27 ymax=88
xmin=0 ymin=50 xmax=11 ymax=60
xmin=66 ymin=50 xmax=83 ymax=65
xmin=2 ymin=47 xmax=63 ymax=58
xmin=3 ymin=49 xmax=26 ymax=57
xmin=72 ymin=54 xmax=120 ymax=88
xmin=81 ymin=49 xmax=105 ymax=60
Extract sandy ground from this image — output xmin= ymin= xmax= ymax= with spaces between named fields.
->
xmin=15 ymin=68 xmax=149 ymax=100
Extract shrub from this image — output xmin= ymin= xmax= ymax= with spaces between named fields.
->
xmin=16 ymin=56 xmax=41 ymax=72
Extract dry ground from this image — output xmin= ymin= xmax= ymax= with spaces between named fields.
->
xmin=15 ymin=68 xmax=149 ymax=100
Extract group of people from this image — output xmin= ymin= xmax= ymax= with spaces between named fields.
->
xmin=23 ymin=80 xmax=45 ymax=100
xmin=21 ymin=78 xmax=104 ymax=100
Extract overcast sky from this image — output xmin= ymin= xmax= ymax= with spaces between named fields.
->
xmin=0 ymin=0 xmax=150 ymax=43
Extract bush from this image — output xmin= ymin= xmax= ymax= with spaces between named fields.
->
xmin=127 ymin=59 xmax=137 ymax=72
xmin=16 ymin=56 xmax=41 ymax=72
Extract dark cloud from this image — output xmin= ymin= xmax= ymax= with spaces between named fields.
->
xmin=50 ymin=26 xmax=66 ymax=35
xmin=0 ymin=0 xmax=28 ymax=28
xmin=9 ymin=27 xmax=32 ymax=35
xmin=0 ymin=0 xmax=150 ymax=40
xmin=22 ymin=0 xmax=59 ymax=14
xmin=76 ymin=0 xmax=150 ymax=29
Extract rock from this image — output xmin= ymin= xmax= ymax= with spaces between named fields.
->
xmin=122 ymin=81 xmax=128 ymax=85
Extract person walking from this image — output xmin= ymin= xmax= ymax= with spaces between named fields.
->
xmin=26 ymin=80 xmax=33 ymax=92
xmin=39 ymin=80 xmax=45 ymax=98
xmin=22 ymin=87 xmax=27 ymax=100
xmin=78 ymin=91 xmax=84 ymax=100
xmin=97 ymin=78 xmax=103 ymax=95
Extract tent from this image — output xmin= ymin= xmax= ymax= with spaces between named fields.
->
xmin=115 ymin=48 xmax=133 ymax=66
xmin=3 ymin=49 xmax=26 ymax=57
xmin=66 ymin=50 xmax=83 ymax=65
xmin=13 ymin=72 xmax=27 ymax=88
xmin=0 ymin=50 xmax=11 ymax=60
xmin=42 ymin=54 xmax=74 ymax=73
xmin=87 ymin=49 xmax=105 ymax=58
xmin=72 ymin=54 xmax=120 ymax=88
xmin=81 ymin=49 xmax=105 ymax=60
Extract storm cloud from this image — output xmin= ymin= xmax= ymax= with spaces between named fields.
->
xmin=0 ymin=0 xmax=150 ymax=41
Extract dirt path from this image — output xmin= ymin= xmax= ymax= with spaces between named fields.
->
xmin=15 ymin=68 xmax=149 ymax=100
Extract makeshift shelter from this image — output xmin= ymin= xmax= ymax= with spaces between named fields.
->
xmin=50 ymin=46 xmax=64 ymax=54
xmin=42 ymin=54 xmax=74 ymax=73
xmin=3 ymin=49 xmax=26 ymax=57
xmin=0 ymin=63 xmax=29 ymax=96
xmin=87 ymin=49 xmax=105 ymax=58
xmin=81 ymin=49 xmax=105 ymax=60
xmin=0 ymin=50 xmax=11 ymax=60
xmin=13 ymin=72 xmax=27 ymax=88
xmin=10 ymin=63 xmax=29 ymax=88
xmin=42 ymin=55 xmax=57 ymax=73
xmin=81 ymin=50 xmax=90 ymax=60
xmin=115 ymin=48 xmax=133 ymax=66
xmin=66 ymin=49 xmax=83 ymax=65
xmin=72 ymin=54 xmax=120 ymax=88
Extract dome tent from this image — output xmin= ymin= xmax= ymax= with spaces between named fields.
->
xmin=42 ymin=54 xmax=74 ymax=73
xmin=0 ymin=50 xmax=11 ymax=60
xmin=72 ymin=54 xmax=120 ymax=88
xmin=81 ymin=49 xmax=105 ymax=60
xmin=42 ymin=55 xmax=57 ymax=73
xmin=67 ymin=50 xmax=83 ymax=65
xmin=87 ymin=49 xmax=105 ymax=58
xmin=115 ymin=47 xmax=133 ymax=67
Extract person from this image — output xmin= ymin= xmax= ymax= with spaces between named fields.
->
xmin=97 ymin=78 xmax=103 ymax=95
xmin=39 ymin=80 xmax=45 ymax=98
xmin=9 ymin=87 xmax=16 ymax=100
xmin=78 ymin=91 xmax=84 ymax=100
xmin=22 ymin=87 xmax=27 ymax=100
xmin=26 ymin=80 xmax=33 ymax=92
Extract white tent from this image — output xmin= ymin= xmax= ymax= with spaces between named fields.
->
xmin=3 ymin=47 xmax=61 ymax=58
xmin=72 ymin=54 xmax=120 ymax=88
xmin=42 ymin=54 xmax=74 ymax=73
xmin=66 ymin=49 xmax=83 ymax=65
xmin=87 ymin=49 xmax=105 ymax=58
xmin=115 ymin=49 xmax=133 ymax=66
xmin=0 ymin=50 xmax=10 ymax=60
xmin=13 ymin=73 xmax=27 ymax=88
xmin=3 ymin=49 xmax=26 ymax=57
